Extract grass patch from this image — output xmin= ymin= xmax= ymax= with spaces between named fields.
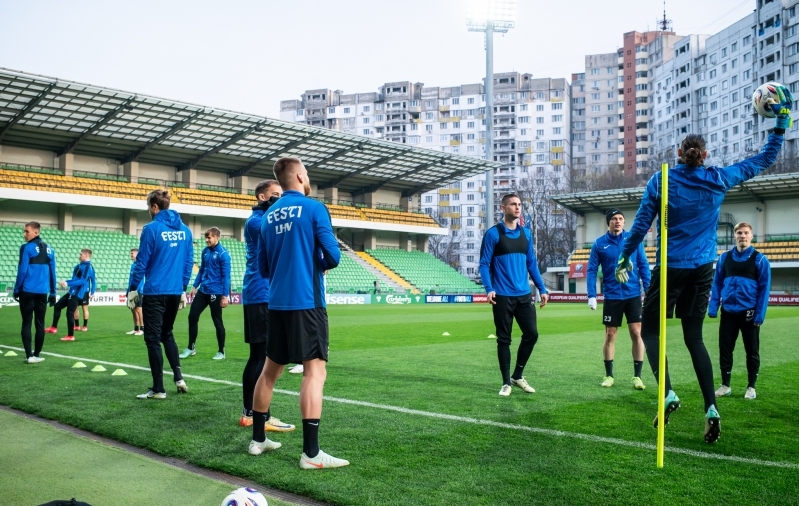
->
xmin=1 ymin=304 xmax=798 ymax=505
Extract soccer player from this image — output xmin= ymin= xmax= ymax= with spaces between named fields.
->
xmin=73 ymin=250 xmax=96 ymax=332
xmin=239 ymin=179 xmax=295 ymax=433
xmin=708 ymin=222 xmax=770 ymax=400
xmin=479 ymin=193 xmax=549 ymax=397
xmin=126 ymin=248 xmax=144 ymax=336
xmin=128 ymin=189 xmax=193 ymax=400
xmin=14 ymin=221 xmax=56 ymax=363
xmin=45 ymin=248 xmax=94 ymax=342
xmin=248 ymin=156 xmax=347 ymax=470
xmin=180 ymin=227 xmax=231 ymax=360
xmin=586 ymin=209 xmax=650 ymax=389
xmin=617 ymin=85 xmax=792 ymax=443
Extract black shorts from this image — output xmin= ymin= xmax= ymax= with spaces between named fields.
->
xmin=642 ymin=262 xmax=714 ymax=321
xmin=80 ymin=293 xmax=90 ymax=305
xmin=603 ymin=296 xmax=643 ymax=327
xmin=267 ymin=308 xmax=329 ymax=365
xmin=244 ymin=303 xmax=269 ymax=344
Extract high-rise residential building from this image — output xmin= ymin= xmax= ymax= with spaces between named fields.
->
xmin=281 ymin=73 xmax=571 ymax=278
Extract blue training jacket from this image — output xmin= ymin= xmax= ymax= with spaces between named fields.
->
xmin=622 ymin=132 xmax=784 ymax=268
xmin=708 ymin=246 xmax=771 ymax=325
xmin=258 ymin=190 xmax=340 ymax=310
xmin=127 ymin=262 xmax=144 ymax=294
xmin=479 ymin=222 xmax=547 ymax=297
xmin=14 ymin=237 xmax=56 ymax=296
xmin=193 ymin=242 xmax=231 ymax=296
xmin=85 ymin=262 xmax=96 ymax=296
xmin=587 ymin=230 xmax=650 ymax=300
xmin=130 ymin=209 xmax=194 ymax=296
xmin=242 ymin=203 xmax=270 ymax=305
xmin=66 ymin=261 xmax=93 ymax=299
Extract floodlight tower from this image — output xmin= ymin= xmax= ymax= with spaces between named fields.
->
xmin=467 ymin=0 xmax=516 ymax=228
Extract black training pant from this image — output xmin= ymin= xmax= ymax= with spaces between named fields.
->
xmin=242 ymin=303 xmax=269 ymax=411
xmin=19 ymin=292 xmax=47 ymax=358
xmin=641 ymin=263 xmax=717 ymax=411
xmin=51 ymin=294 xmax=79 ymax=336
xmin=142 ymin=295 xmax=184 ymax=393
xmin=718 ymin=308 xmax=760 ymax=388
xmin=187 ymin=290 xmax=226 ymax=353
xmin=492 ymin=293 xmax=539 ymax=385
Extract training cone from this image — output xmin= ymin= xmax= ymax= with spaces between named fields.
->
xmin=91 ymin=365 xmax=106 ymax=372
xmin=111 ymin=369 xmax=127 ymax=376
xmin=442 ymin=332 xmax=450 ymax=336
xmin=5 ymin=350 xmax=18 ymax=357
xmin=72 ymin=362 xmax=87 ymax=368
xmin=487 ymin=334 xmax=497 ymax=339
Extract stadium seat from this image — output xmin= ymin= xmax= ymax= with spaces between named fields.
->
xmin=367 ymin=249 xmax=480 ymax=294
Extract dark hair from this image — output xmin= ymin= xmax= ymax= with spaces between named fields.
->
xmin=255 ymin=179 xmax=279 ymax=198
xmin=205 ymin=226 xmax=221 ymax=238
xmin=147 ymin=189 xmax=171 ymax=210
xmin=130 ymin=248 xmax=138 ymax=253
xmin=24 ymin=221 xmax=41 ymax=230
xmin=81 ymin=248 xmax=93 ymax=257
xmin=678 ymin=134 xmax=706 ymax=167
xmin=273 ymin=157 xmax=302 ymax=187
xmin=501 ymin=193 xmax=520 ymax=205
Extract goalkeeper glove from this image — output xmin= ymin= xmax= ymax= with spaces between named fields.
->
xmin=178 ymin=292 xmax=188 ymax=310
xmin=588 ymin=297 xmax=597 ymax=310
xmin=614 ymin=255 xmax=633 ymax=284
xmin=769 ymin=85 xmax=794 ymax=130
xmin=126 ymin=290 xmax=141 ymax=310
xmin=48 ymin=295 xmax=56 ymax=307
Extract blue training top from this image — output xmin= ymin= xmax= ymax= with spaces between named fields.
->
xmin=242 ymin=202 xmax=271 ymax=305
xmin=258 ymin=189 xmax=340 ymax=310
xmin=14 ymin=236 xmax=56 ymax=296
xmin=708 ymin=246 xmax=771 ymax=325
xmin=587 ymin=230 xmax=650 ymax=300
xmin=479 ymin=222 xmax=547 ymax=297
xmin=193 ymin=242 xmax=231 ymax=296
xmin=66 ymin=261 xmax=93 ymax=299
xmin=130 ymin=209 xmax=194 ymax=296
xmin=127 ymin=262 xmax=144 ymax=294
xmin=622 ymin=132 xmax=784 ymax=268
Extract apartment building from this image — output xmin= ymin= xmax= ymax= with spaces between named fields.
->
xmin=280 ymin=74 xmax=571 ymax=279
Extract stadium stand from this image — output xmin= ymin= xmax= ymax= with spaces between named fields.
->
xmin=354 ymin=251 xmax=417 ymax=293
xmin=367 ymin=249 xmax=481 ymax=294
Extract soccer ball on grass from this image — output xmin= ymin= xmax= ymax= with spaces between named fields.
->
xmin=221 ymin=487 xmax=268 ymax=506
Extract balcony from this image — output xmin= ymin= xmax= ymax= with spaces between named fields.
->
xmin=439 ymin=116 xmax=462 ymax=123
xmin=450 ymin=139 xmax=461 ymax=146
xmin=439 ymin=105 xmax=450 ymax=112
xmin=550 ymin=146 xmax=564 ymax=153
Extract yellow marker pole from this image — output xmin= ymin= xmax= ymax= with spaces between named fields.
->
xmin=657 ymin=162 xmax=669 ymax=468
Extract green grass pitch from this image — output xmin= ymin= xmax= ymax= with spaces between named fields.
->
xmin=1 ymin=303 xmax=798 ymax=505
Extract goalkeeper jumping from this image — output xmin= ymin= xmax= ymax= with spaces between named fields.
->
xmin=616 ymin=85 xmax=793 ymax=444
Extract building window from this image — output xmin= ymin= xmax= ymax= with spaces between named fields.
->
xmin=343 ymin=107 xmax=351 ymax=113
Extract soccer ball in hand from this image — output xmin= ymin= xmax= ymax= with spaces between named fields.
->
xmin=752 ymin=82 xmax=784 ymax=118
xmin=221 ymin=487 xmax=268 ymax=506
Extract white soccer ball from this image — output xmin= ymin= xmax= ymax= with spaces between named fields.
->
xmin=752 ymin=81 xmax=783 ymax=118
xmin=221 ymin=487 xmax=268 ymax=506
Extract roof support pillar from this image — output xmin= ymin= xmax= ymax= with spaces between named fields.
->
xmin=181 ymin=168 xmax=197 ymax=189
xmin=323 ymin=187 xmax=338 ymax=203
xmin=58 ymin=153 xmax=74 ymax=177
xmin=123 ymin=209 xmax=138 ymax=237
xmin=58 ymin=204 xmax=73 ymax=232
xmin=757 ymin=201 xmax=767 ymax=243
xmin=122 ymin=161 xmax=139 ymax=184
xmin=416 ymin=234 xmax=430 ymax=253
xmin=231 ymin=175 xmax=252 ymax=195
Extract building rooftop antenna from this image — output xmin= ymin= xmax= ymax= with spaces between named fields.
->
xmin=658 ymin=0 xmax=673 ymax=32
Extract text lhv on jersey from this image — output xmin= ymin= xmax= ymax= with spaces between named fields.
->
xmin=266 ymin=205 xmax=304 ymax=234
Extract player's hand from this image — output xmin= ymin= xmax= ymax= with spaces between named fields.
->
xmin=220 ymin=296 xmax=229 ymax=308
xmin=178 ymin=292 xmax=188 ymax=310
xmin=59 ymin=280 xmax=67 ymax=288
xmin=189 ymin=287 xmax=197 ymax=297
xmin=708 ymin=312 xmax=717 ymax=318
xmin=487 ymin=291 xmax=497 ymax=305
xmin=614 ymin=255 xmax=633 ymax=284
xmin=539 ymin=293 xmax=549 ymax=308
xmin=126 ymin=290 xmax=140 ymax=310
xmin=13 ymin=292 xmax=20 ymax=302
xmin=769 ymin=85 xmax=794 ymax=129
xmin=588 ymin=297 xmax=597 ymax=310
xmin=48 ymin=295 xmax=56 ymax=307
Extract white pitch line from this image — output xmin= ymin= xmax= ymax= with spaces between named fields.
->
xmin=3 ymin=344 xmax=798 ymax=470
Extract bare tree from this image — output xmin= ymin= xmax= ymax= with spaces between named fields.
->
xmin=426 ymin=210 xmax=462 ymax=268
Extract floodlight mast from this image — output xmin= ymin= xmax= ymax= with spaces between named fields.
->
xmin=467 ymin=0 xmax=516 ymax=229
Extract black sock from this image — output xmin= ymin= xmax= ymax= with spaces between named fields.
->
xmin=721 ymin=370 xmax=732 ymax=387
xmin=242 ymin=407 xmax=253 ymax=417
xmin=252 ymin=410 xmax=267 ymax=443
xmin=511 ymin=363 xmax=525 ymax=381
xmin=604 ymin=360 xmax=614 ymax=377
xmin=634 ymin=360 xmax=643 ymax=378
xmin=135 ymin=326 xmax=141 ymax=331
xmin=302 ymin=419 xmax=320 ymax=458
xmin=265 ymin=408 xmax=271 ymax=421
xmin=83 ymin=318 xmax=88 ymax=328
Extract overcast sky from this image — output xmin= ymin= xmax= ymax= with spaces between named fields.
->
xmin=1 ymin=0 xmax=754 ymax=118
